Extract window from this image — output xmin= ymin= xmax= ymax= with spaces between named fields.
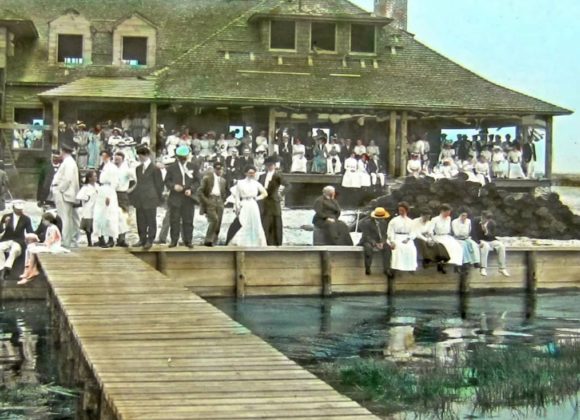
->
xmin=311 ymin=22 xmax=336 ymax=52
xmin=13 ymin=108 xmax=45 ymax=150
xmin=122 ymin=37 xmax=148 ymax=66
xmin=270 ymin=20 xmax=296 ymax=50
xmin=350 ymin=24 xmax=376 ymax=54
xmin=57 ymin=35 xmax=83 ymax=63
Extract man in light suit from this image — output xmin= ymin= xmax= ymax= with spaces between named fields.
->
xmin=50 ymin=143 xmax=80 ymax=248
xmin=130 ymin=147 xmax=164 ymax=250
xmin=198 ymin=162 xmax=227 ymax=247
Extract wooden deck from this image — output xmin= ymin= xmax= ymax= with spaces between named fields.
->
xmin=38 ymin=249 xmax=379 ymax=420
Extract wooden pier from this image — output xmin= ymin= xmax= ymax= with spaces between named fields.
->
xmin=39 ymin=249 xmax=379 ymax=420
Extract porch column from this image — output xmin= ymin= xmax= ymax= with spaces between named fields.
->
xmin=545 ymin=115 xmax=553 ymax=179
xmin=149 ymin=103 xmax=157 ymax=159
xmin=388 ymin=111 xmax=397 ymax=177
xmin=52 ymin=99 xmax=60 ymax=150
xmin=268 ymin=107 xmax=276 ymax=155
xmin=399 ymin=111 xmax=408 ymax=177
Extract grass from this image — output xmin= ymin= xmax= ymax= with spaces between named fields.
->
xmin=322 ymin=341 xmax=580 ymax=418
xmin=0 ymin=383 xmax=78 ymax=420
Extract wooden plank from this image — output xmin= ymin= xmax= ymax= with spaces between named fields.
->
xmin=236 ymin=251 xmax=246 ymax=298
xmin=321 ymin=250 xmax=332 ymax=297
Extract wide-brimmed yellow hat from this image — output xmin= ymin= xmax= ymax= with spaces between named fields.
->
xmin=371 ymin=207 xmax=390 ymax=219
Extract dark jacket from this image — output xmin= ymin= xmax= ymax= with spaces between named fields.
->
xmin=239 ymin=156 xmax=255 ymax=171
xmin=522 ymin=142 xmax=537 ymax=163
xmin=37 ymin=162 xmax=57 ymax=204
xmin=164 ymin=161 xmax=201 ymax=207
xmin=368 ymin=158 xmax=386 ymax=174
xmin=225 ymin=156 xmax=243 ymax=180
xmin=198 ymin=173 xmax=227 ymax=214
xmin=130 ymin=161 xmax=164 ymax=209
xmin=472 ymin=217 xmax=498 ymax=243
xmin=258 ymin=172 xmax=292 ymax=217
xmin=0 ymin=213 xmax=34 ymax=249
xmin=312 ymin=196 xmax=341 ymax=229
xmin=359 ymin=218 xmax=388 ymax=246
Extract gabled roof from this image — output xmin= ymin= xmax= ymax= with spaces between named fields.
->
xmin=113 ymin=12 xmax=157 ymax=29
xmin=253 ymin=0 xmax=370 ymax=16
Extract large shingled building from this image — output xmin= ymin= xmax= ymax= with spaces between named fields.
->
xmin=0 ymin=0 xmax=572 ymax=192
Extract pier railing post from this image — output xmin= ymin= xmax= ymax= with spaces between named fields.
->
xmin=526 ymin=251 xmax=538 ymax=293
xmin=236 ymin=251 xmax=246 ymax=298
xmin=387 ymin=274 xmax=396 ymax=296
xmin=321 ymin=251 xmax=332 ymax=297
xmin=156 ymin=251 xmax=167 ymax=275
xmin=459 ymin=268 xmax=471 ymax=295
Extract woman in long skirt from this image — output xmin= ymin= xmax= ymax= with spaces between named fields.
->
xmin=452 ymin=210 xmax=480 ymax=266
xmin=507 ymin=145 xmax=526 ymax=179
xmin=230 ymin=165 xmax=268 ymax=247
xmin=431 ymin=204 xmax=464 ymax=268
xmin=387 ymin=202 xmax=417 ymax=272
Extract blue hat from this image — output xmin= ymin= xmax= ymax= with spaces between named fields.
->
xmin=176 ymin=146 xmax=190 ymax=157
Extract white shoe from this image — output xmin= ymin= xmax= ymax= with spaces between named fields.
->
xmin=499 ymin=269 xmax=510 ymax=277
xmin=480 ymin=268 xmax=487 ymax=277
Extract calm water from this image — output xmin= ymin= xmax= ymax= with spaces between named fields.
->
xmin=210 ymin=292 xmax=580 ymax=420
xmin=0 ymin=301 xmax=76 ymax=420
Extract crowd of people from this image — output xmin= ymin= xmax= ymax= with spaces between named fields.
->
xmin=407 ymin=133 xmax=540 ymax=184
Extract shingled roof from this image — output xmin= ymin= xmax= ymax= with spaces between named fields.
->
xmin=10 ymin=0 xmax=571 ymax=116
xmin=0 ymin=0 xmax=263 ymax=83
xmin=39 ymin=77 xmax=156 ymax=99
xmin=152 ymin=8 xmax=571 ymax=116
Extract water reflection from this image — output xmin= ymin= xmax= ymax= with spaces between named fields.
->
xmin=0 ymin=301 xmax=76 ymax=419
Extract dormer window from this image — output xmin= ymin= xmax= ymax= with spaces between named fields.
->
xmin=350 ymin=24 xmax=376 ymax=54
xmin=311 ymin=22 xmax=336 ymax=52
xmin=122 ymin=37 xmax=148 ymax=66
xmin=113 ymin=13 xmax=157 ymax=67
xmin=270 ymin=20 xmax=296 ymax=51
xmin=57 ymin=34 xmax=83 ymax=64
xmin=48 ymin=10 xmax=92 ymax=65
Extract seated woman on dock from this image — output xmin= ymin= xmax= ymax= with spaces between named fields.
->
xmin=451 ymin=208 xmax=481 ymax=270
xmin=18 ymin=212 xmax=69 ymax=285
xmin=411 ymin=208 xmax=450 ymax=272
xmin=430 ymin=204 xmax=464 ymax=273
xmin=386 ymin=202 xmax=417 ymax=273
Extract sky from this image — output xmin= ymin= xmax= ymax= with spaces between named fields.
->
xmin=352 ymin=0 xmax=580 ymax=174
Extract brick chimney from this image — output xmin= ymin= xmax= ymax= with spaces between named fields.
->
xmin=374 ymin=0 xmax=408 ymax=31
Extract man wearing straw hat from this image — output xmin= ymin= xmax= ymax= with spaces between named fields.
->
xmin=359 ymin=207 xmax=392 ymax=276
xmin=50 ymin=143 xmax=80 ymax=248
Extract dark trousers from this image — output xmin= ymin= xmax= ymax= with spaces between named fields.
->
xmin=170 ymin=200 xmax=195 ymax=245
xmin=262 ymin=214 xmax=283 ymax=246
xmin=136 ymin=207 xmax=157 ymax=244
xmin=205 ymin=196 xmax=224 ymax=245
xmin=414 ymin=238 xmax=450 ymax=263
xmin=363 ymin=242 xmax=392 ymax=273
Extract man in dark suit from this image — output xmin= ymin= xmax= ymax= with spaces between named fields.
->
xmin=198 ymin=162 xmax=227 ymax=247
xmin=341 ymin=139 xmax=354 ymax=165
xmin=258 ymin=156 xmax=292 ymax=246
xmin=130 ymin=147 xmax=164 ymax=249
xmin=239 ymin=148 xmax=254 ymax=175
xmin=359 ymin=207 xmax=392 ymax=276
xmin=312 ymin=186 xmax=353 ymax=246
xmin=279 ymin=135 xmax=293 ymax=173
xmin=225 ymin=148 xmax=242 ymax=186
xmin=164 ymin=146 xmax=201 ymax=248
xmin=0 ymin=200 xmax=34 ymax=280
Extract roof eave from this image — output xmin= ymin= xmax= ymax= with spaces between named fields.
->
xmin=248 ymin=13 xmax=393 ymax=26
xmin=0 ymin=20 xmax=39 ymax=39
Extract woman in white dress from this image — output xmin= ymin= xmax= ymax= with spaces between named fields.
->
xmin=18 ymin=212 xmax=69 ymax=284
xmin=290 ymin=139 xmax=307 ymax=173
xmin=326 ymin=138 xmax=342 ymax=174
xmin=342 ymin=152 xmax=361 ymax=188
xmin=491 ymin=146 xmax=506 ymax=178
xmin=230 ymin=165 xmax=268 ymax=247
xmin=216 ymin=134 xmax=229 ymax=159
xmin=93 ymin=151 xmax=120 ymax=248
xmin=358 ymin=154 xmax=372 ymax=187
xmin=507 ymin=145 xmax=526 ymax=179
xmin=438 ymin=142 xmax=455 ymax=164
xmin=354 ymin=139 xmax=367 ymax=157
xmin=460 ymin=155 xmax=479 ymax=183
xmin=407 ymin=153 xmax=422 ymax=177
xmin=431 ymin=204 xmax=464 ymax=267
xmin=199 ymin=135 xmax=211 ymax=159
xmin=387 ymin=202 xmax=417 ymax=272
xmin=474 ymin=155 xmax=491 ymax=185
xmin=451 ymin=210 xmax=480 ymax=266
xmin=367 ymin=140 xmax=380 ymax=157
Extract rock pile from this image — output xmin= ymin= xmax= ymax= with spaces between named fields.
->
xmin=372 ymin=177 xmax=580 ymax=240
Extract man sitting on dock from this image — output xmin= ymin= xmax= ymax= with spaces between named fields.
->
xmin=0 ymin=200 xmax=34 ymax=280
xmin=359 ymin=207 xmax=392 ymax=276
xmin=312 ymin=186 xmax=353 ymax=246
xmin=472 ymin=211 xmax=510 ymax=277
